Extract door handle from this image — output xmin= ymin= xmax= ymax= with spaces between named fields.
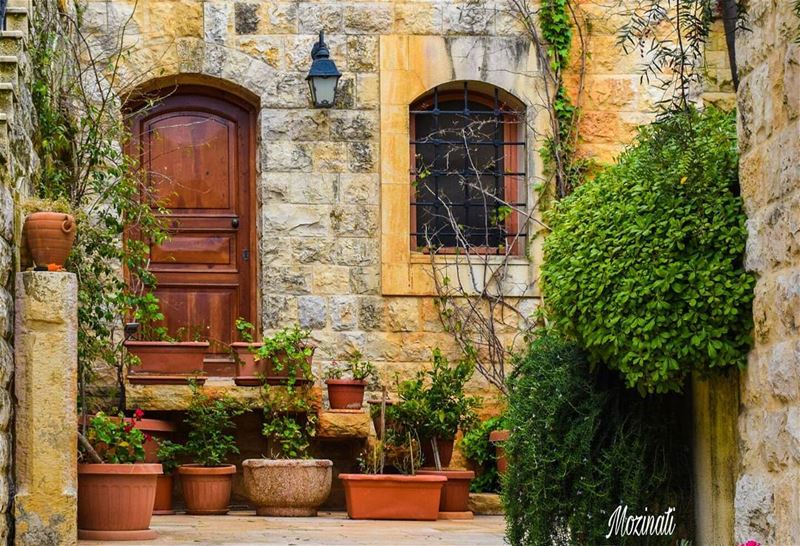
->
xmin=232 ymin=217 xmax=240 ymax=228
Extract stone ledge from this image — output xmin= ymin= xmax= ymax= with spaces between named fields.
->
xmin=316 ymin=410 xmax=371 ymax=438
xmin=468 ymin=493 xmax=504 ymax=515
xmin=126 ymin=378 xmax=321 ymax=411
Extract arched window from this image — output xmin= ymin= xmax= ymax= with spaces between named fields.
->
xmin=410 ymin=81 xmax=526 ymax=254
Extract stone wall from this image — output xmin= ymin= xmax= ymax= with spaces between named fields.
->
xmin=76 ymin=1 xmax=735 ymax=412
xmin=0 ymin=0 xmax=40 ymax=542
xmin=735 ymin=1 xmax=800 ymax=544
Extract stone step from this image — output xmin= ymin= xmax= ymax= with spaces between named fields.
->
xmin=0 ymin=113 xmax=9 ymax=163
xmin=0 ymin=56 xmax=18 ymax=86
xmin=4 ymin=7 xmax=28 ymax=34
xmin=0 ymin=31 xmax=24 ymax=56
xmin=0 ymin=83 xmax=13 ymax=112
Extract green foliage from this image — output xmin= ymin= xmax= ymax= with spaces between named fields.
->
xmin=180 ymin=383 xmax=245 ymax=466
xmin=255 ymin=325 xmax=314 ymax=387
xmin=388 ymin=348 xmax=480 ymax=442
xmin=84 ymin=411 xmax=146 ymax=464
xmin=30 ymin=7 xmax=168 ymax=409
xmin=325 ymin=351 xmax=377 ymax=382
xmin=542 ymin=108 xmax=754 ymax=394
xmin=460 ymin=415 xmax=507 ymax=493
xmin=259 ymin=366 xmax=317 ymax=459
xmin=503 ymin=331 xmax=692 ymax=546
xmin=156 ymin=439 xmax=182 ymax=475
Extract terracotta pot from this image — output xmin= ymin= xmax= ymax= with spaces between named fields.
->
xmin=242 ymin=459 xmax=332 ymax=516
xmin=24 ymin=212 xmax=76 ymax=267
xmin=125 ymin=341 xmax=208 ymax=378
xmin=153 ymin=474 xmax=175 ymax=515
xmin=178 ymin=464 xmax=236 ymax=515
xmin=417 ymin=469 xmax=475 ymax=515
xmin=326 ymin=379 xmax=366 ymax=410
xmin=136 ymin=418 xmax=176 ymax=464
xmin=489 ymin=429 xmax=510 ymax=475
xmin=78 ymin=463 xmax=162 ymax=541
xmin=421 ymin=437 xmax=454 ymax=468
xmin=233 ymin=343 xmax=314 ymax=386
xmin=339 ymin=474 xmax=446 ymax=520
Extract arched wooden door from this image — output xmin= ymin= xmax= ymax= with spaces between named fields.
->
xmin=128 ymin=86 xmax=257 ymax=352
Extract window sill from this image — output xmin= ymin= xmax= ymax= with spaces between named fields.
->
xmin=409 ymin=252 xmax=529 ymax=266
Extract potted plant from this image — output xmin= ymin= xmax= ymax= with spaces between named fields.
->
xmin=325 ymin=351 xmax=376 ymax=410
xmin=22 ymin=197 xmax=76 ymax=268
xmin=233 ymin=323 xmax=315 ymax=386
xmin=125 ymin=296 xmax=210 ymax=384
xmin=176 ymin=382 xmax=245 ymax=515
xmin=339 ymin=401 xmax=446 ymax=520
xmin=461 ymin=415 xmax=508 ymax=492
xmin=242 ymin=377 xmax=332 ymax=516
xmin=153 ymin=439 xmax=181 ymax=515
xmin=388 ymin=349 xmax=480 ymax=518
xmin=388 ymin=348 xmax=480 ymax=468
xmin=78 ymin=411 xmax=162 ymax=541
xmin=489 ymin=429 xmax=510 ymax=475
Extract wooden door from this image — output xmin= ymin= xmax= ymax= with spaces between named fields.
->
xmin=129 ymin=87 xmax=256 ymax=350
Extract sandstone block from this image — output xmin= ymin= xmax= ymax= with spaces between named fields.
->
xmin=394 ymin=3 xmax=442 ymax=35
xmin=346 ymin=35 xmax=378 ymax=73
xmin=298 ymin=296 xmax=327 ymax=330
xmin=330 ymin=296 xmax=358 ymax=331
xmin=343 ymin=5 xmax=394 ymax=34
xmin=468 ymin=493 xmax=504 ymax=515
xmin=316 ymin=411 xmax=371 ymax=438
xmin=443 ymin=3 xmax=495 ymax=35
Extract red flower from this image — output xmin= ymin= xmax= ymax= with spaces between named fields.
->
xmin=144 ymin=433 xmax=152 ymax=442
xmin=740 ymin=541 xmax=761 ymax=546
xmin=133 ymin=408 xmax=145 ymax=420
xmin=123 ymin=422 xmax=134 ymax=433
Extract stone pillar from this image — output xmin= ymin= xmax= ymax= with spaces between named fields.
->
xmin=13 ymin=272 xmax=78 ymax=546
xmin=735 ymin=0 xmax=800 ymax=543
xmin=692 ymin=372 xmax=738 ymax=546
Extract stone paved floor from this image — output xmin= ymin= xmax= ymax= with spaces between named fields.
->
xmin=78 ymin=511 xmax=507 ymax=546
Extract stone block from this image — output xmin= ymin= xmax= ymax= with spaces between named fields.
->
xmin=203 ymin=2 xmax=230 ymax=44
xmin=343 ymin=5 xmax=394 ymax=34
xmin=14 ymin=272 xmax=78 ymax=546
xmin=394 ymin=3 xmax=442 ymax=35
xmin=297 ymin=4 xmax=343 ymax=34
xmin=468 ymin=493 xmax=504 ymax=515
xmin=234 ymin=2 xmax=259 ymax=35
xmin=329 ymin=110 xmax=378 ymax=142
xmin=330 ymin=296 xmax=358 ymax=331
xmin=257 ymin=2 xmax=297 ymax=34
xmin=316 ymin=410 xmax=371 ymax=438
xmin=298 ymin=296 xmax=327 ymax=330
xmin=443 ymin=3 xmax=495 ymax=35
xmin=346 ymin=35 xmax=379 ymax=73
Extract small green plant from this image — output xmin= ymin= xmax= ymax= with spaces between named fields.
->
xmin=235 ymin=317 xmax=255 ymax=343
xmin=255 ymin=325 xmax=314 ymax=386
xmin=156 ymin=439 xmax=182 ymax=475
xmin=259 ymin=368 xmax=317 ymax=459
xmin=181 ymin=382 xmax=245 ymax=467
xmin=325 ymin=351 xmax=377 ymax=382
xmin=388 ymin=348 xmax=480 ymax=466
xmin=83 ymin=410 xmax=146 ymax=464
xmin=460 ymin=415 xmax=508 ymax=493
xmin=21 ymin=196 xmax=73 ymax=215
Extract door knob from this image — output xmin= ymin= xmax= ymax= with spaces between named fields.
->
xmin=232 ymin=217 xmax=240 ymax=228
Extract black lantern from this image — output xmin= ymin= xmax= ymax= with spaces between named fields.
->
xmin=306 ymin=31 xmax=341 ymax=108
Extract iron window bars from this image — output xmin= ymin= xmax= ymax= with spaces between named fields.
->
xmin=410 ymin=82 xmax=526 ymax=254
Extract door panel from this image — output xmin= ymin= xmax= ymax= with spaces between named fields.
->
xmin=129 ymin=88 xmax=256 ymax=351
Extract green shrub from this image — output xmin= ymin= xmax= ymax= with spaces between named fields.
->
xmin=542 ymin=107 xmax=754 ymax=394
xmin=181 ymin=382 xmax=246 ymax=466
xmin=503 ymin=331 xmax=692 ymax=546
xmin=460 ymin=415 xmax=508 ymax=493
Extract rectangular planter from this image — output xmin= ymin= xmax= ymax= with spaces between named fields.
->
xmin=232 ymin=342 xmax=314 ymax=386
xmin=125 ymin=341 xmax=209 ymax=377
xmin=339 ymin=474 xmax=446 ymax=520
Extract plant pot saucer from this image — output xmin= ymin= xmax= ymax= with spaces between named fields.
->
xmin=152 ymin=510 xmax=175 ymax=516
xmin=127 ymin=374 xmax=207 ymax=385
xmin=437 ymin=511 xmax=474 ymax=520
xmin=78 ymin=529 xmax=157 ymax=541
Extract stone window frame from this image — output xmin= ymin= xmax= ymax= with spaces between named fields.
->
xmin=379 ymin=35 xmax=546 ymax=297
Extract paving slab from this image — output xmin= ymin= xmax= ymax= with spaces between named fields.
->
xmin=78 ymin=511 xmax=507 ymax=546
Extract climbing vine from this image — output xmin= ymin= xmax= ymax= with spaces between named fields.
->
xmin=30 ymin=2 xmax=166 ymax=411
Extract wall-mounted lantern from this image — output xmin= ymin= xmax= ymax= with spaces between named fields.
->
xmin=306 ymin=31 xmax=341 ymax=108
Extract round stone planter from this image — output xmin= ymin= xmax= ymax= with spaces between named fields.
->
xmin=242 ymin=459 xmax=333 ymax=516
xmin=78 ymin=463 xmax=162 ymax=541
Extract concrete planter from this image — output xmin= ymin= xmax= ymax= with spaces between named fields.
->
xmin=78 ymin=463 xmax=162 ymax=541
xmin=242 ymin=459 xmax=333 ymax=516
xmin=339 ymin=474 xmax=446 ymax=520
